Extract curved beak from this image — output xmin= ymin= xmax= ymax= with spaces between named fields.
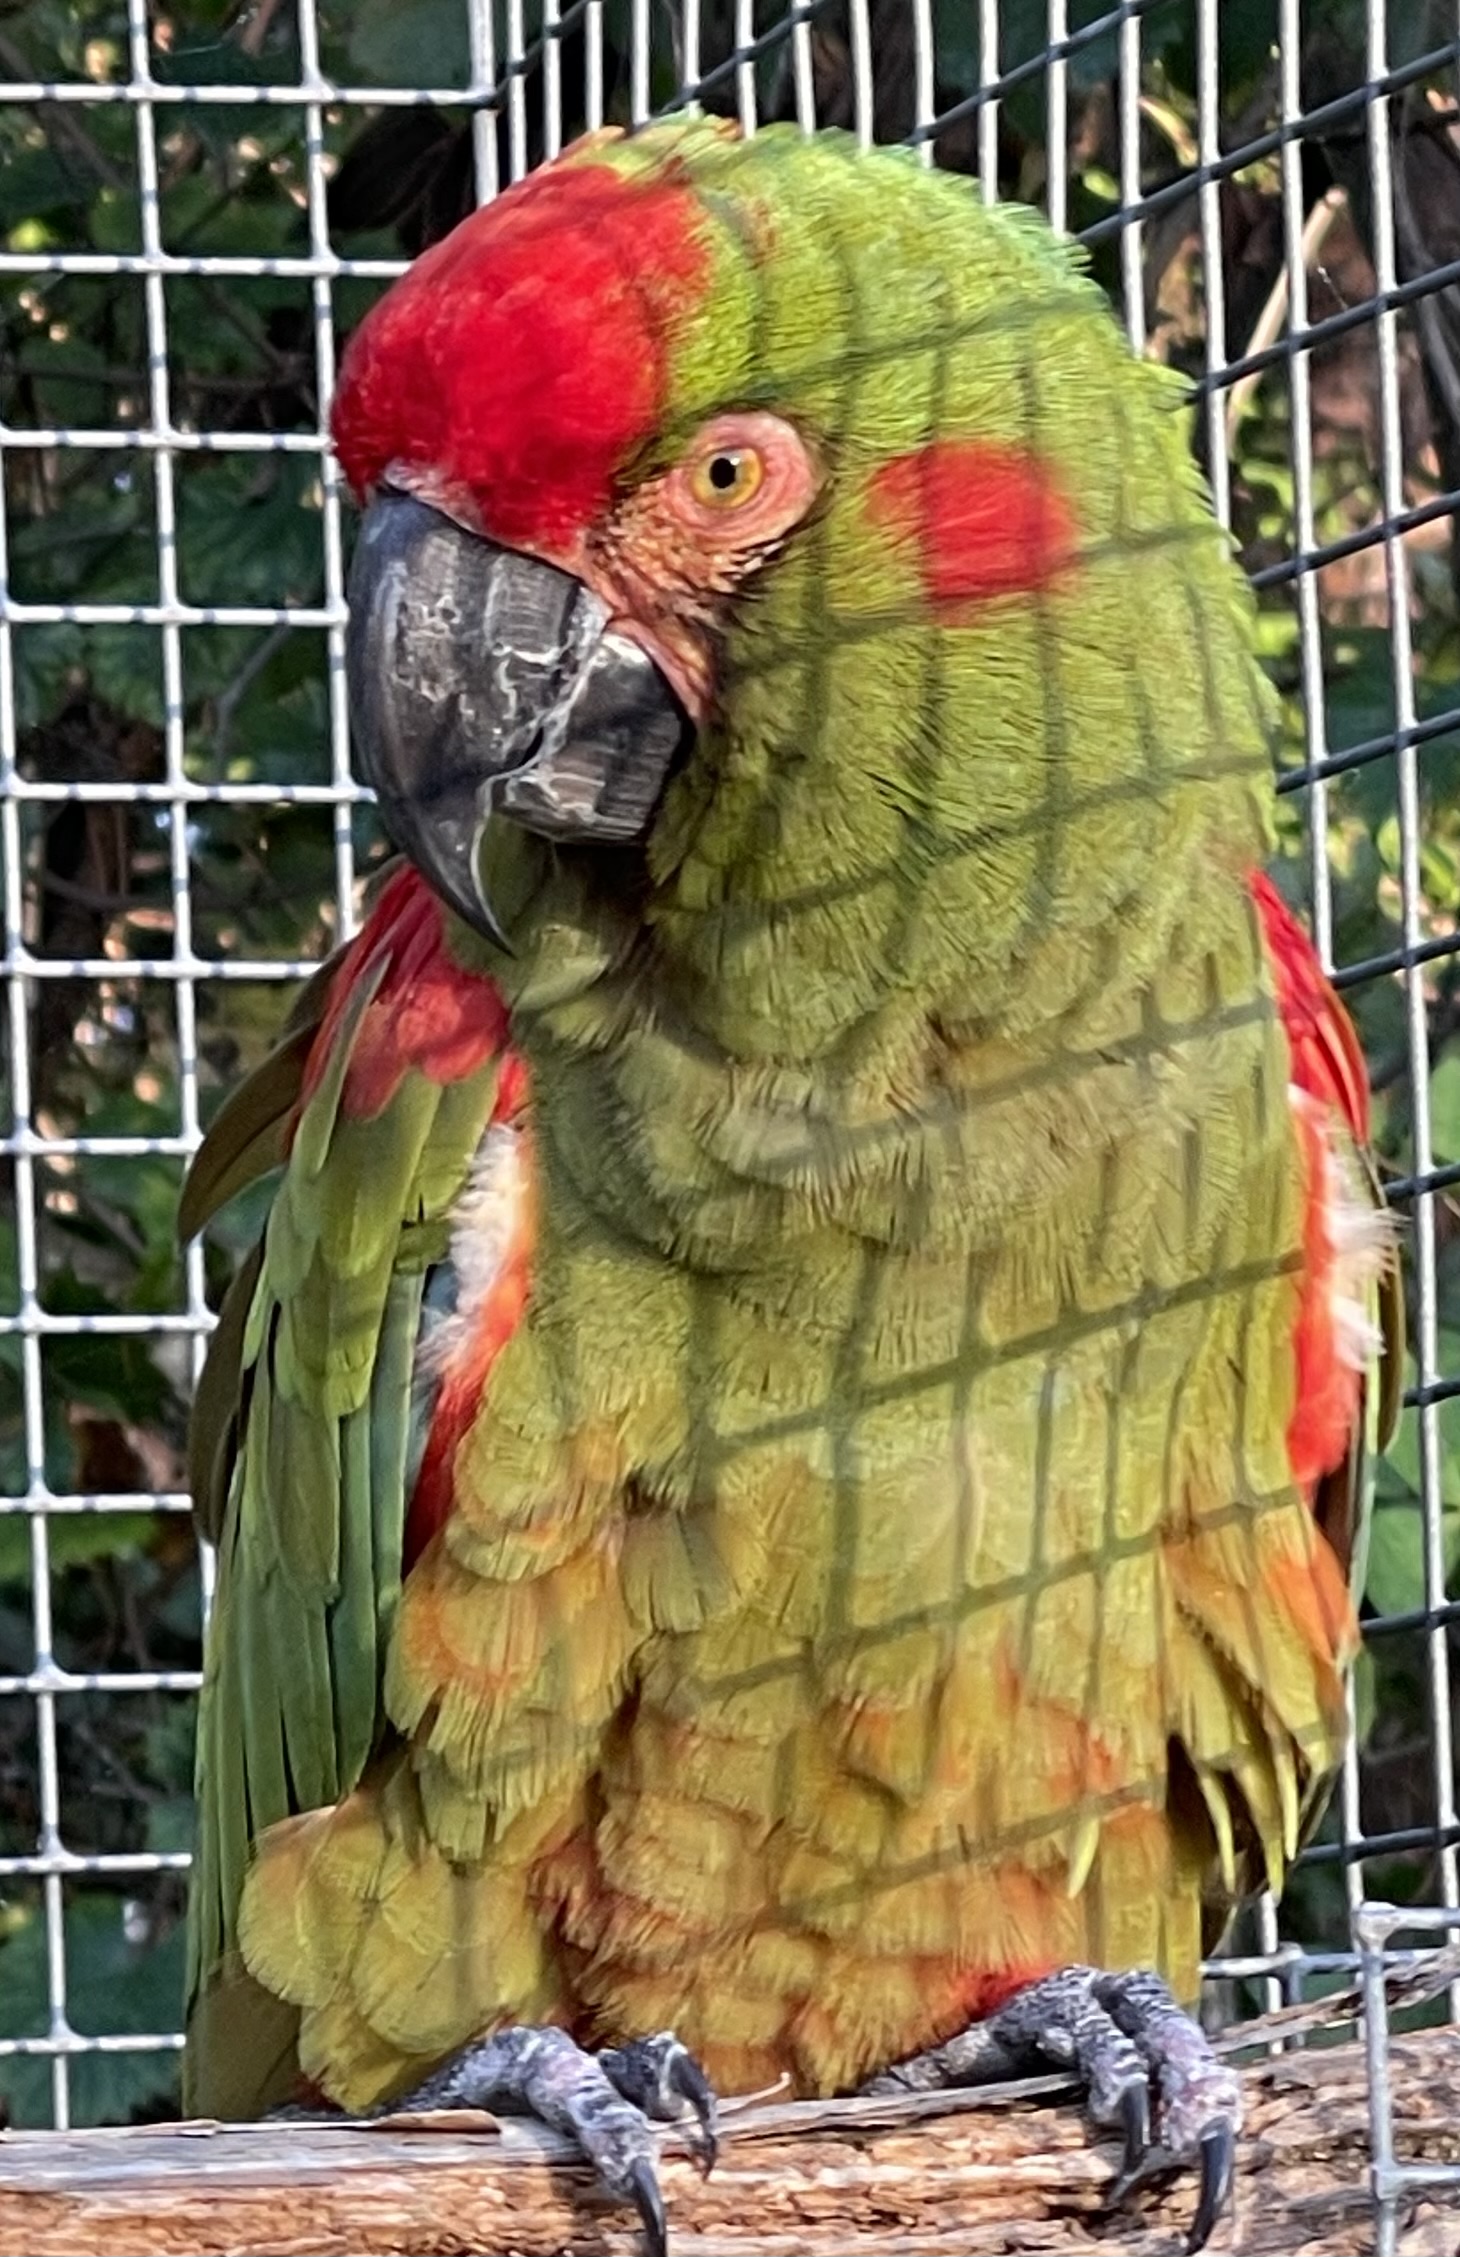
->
xmin=345 ymin=489 xmax=687 ymax=943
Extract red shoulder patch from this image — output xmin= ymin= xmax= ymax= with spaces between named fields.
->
xmin=297 ymin=865 xmax=509 ymax=1127
xmin=868 ymin=440 xmax=1078 ymax=612
xmin=332 ymin=162 xmax=712 ymax=558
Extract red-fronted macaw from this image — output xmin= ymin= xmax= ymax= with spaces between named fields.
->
xmin=181 ymin=119 xmax=1399 ymax=2254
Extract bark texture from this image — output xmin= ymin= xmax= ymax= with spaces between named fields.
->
xmin=2 ymin=2024 xmax=1459 ymax=2255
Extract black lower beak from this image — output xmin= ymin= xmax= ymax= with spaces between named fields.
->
xmin=345 ymin=489 xmax=687 ymax=942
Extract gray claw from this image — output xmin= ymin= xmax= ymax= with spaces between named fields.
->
xmin=1114 ymin=2079 xmax=1150 ymax=2186
xmin=627 ymin=2152 xmax=668 ymax=2257
xmin=670 ymin=2049 xmax=718 ymax=2171
xmin=393 ymin=2023 xmax=688 ymax=2255
xmin=1187 ymin=2119 xmax=1235 ymax=2252
xmin=857 ymin=1966 xmax=1238 ymax=2248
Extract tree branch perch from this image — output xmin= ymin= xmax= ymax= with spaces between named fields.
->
xmin=2 ymin=2024 xmax=1459 ymax=2256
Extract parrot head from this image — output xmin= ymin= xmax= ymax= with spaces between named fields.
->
xmin=336 ymin=121 xmax=1273 ymax=1049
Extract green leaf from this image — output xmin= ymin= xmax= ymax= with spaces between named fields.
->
xmin=86 ymin=184 xmax=144 ymax=256
xmin=1367 ymin=1498 xmax=1436 ymax=1620
xmin=342 ymin=0 xmax=472 ymax=86
xmin=1367 ymin=1355 xmax=1460 ymax=1616
xmin=0 ymin=1510 xmax=158 ymax=1589
xmin=1429 ymin=1053 xmax=1460 ymax=1165
xmin=0 ymin=144 xmax=91 ymax=235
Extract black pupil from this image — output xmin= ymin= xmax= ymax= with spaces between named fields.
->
xmin=708 ymin=453 xmax=741 ymax=492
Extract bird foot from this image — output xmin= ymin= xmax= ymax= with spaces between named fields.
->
xmin=395 ymin=2025 xmax=717 ymax=2257
xmin=866 ymin=1965 xmax=1239 ymax=2253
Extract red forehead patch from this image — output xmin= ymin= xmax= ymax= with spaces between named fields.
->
xmin=870 ymin=441 xmax=1078 ymax=611
xmin=332 ymin=162 xmax=711 ymax=556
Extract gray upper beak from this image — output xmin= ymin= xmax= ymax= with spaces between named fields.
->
xmin=345 ymin=489 xmax=687 ymax=941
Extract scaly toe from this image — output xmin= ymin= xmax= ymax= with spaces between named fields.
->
xmin=392 ymin=2025 xmax=677 ymax=2257
xmin=1090 ymin=1968 xmax=1240 ymax=2245
xmin=600 ymin=2031 xmax=719 ymax=2172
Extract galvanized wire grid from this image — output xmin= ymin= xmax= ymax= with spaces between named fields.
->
xmin=1 ymin=0 xmax=1458 ymax=2238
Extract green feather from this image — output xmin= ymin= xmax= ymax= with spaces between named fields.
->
xmin=182 ymin=904 xmax=502 ymax=2112
xmin=177 ymin=1025 xmax=317 ymax=1246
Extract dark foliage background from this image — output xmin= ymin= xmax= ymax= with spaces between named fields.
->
xmin=1 ymin=0 xmax=1458 ymax=2126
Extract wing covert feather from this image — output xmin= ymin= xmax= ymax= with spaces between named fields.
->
xmin=182 ymin=868 xmax=510 ymax=2113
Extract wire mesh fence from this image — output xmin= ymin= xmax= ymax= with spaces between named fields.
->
xmin=0 ymin=0 xmax=1457 ymax=2221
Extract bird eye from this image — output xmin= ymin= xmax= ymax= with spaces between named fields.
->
xmin=689 ymin=445 xmax=766 ymax=510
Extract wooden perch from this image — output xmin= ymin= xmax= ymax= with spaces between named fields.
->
xmin=1 ymin=2021 xmax=1458 ymax=2257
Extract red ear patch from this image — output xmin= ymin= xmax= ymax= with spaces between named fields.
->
xmin=332 ymin=162 xmax=711 ymax=557
xmin=869 ymin=441 xmax=1078 ymax=611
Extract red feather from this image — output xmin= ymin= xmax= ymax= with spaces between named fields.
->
xmin=291 ymin=866 xmax=533 ymax=1567
xmin=1250 ymin=871 xmax=1369 ymax=1143
xmin=331 ymin=161 xmax=711 ymax=557
xmin=868 ymin=441 xmax=1078 ymax=611
xmin=295 ymin=866 xmax=509 ymax=1129
xmin=1250 ymin=872 xmax=1375 ymax=1491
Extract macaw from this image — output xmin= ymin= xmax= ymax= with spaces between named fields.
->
xmin=181 ymin=119 xmax=1399 ymax=2254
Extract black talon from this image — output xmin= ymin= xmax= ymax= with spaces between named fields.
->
xmin=627 ymin=2152 xmax=668 ymax=2257
xmin=1186 ymin=2119 xmax=1236 ymax=2253
xmin=670 ymin=2049 xmax=719 ymax=2170
xmin=1113 ymin=2079 xmax=1151 ymax=2187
